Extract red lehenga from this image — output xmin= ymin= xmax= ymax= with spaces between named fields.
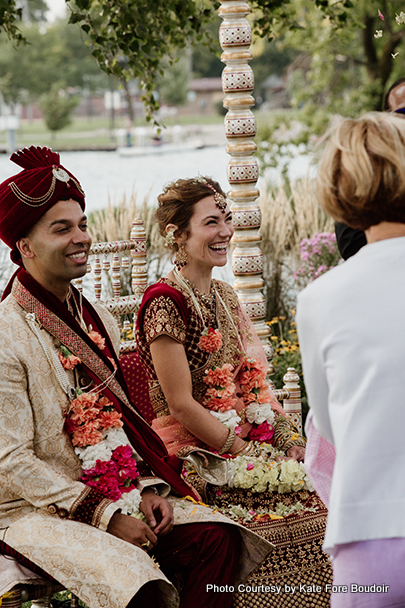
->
xmin=136 ymin=278 xmax=333 ymax=608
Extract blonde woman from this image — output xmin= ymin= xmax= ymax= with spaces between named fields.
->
xmin=297 ymin=112 xmax=405 ymax=608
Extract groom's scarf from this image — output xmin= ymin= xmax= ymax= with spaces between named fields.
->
xmin=9 ymin=268 xmax=197 ymax=500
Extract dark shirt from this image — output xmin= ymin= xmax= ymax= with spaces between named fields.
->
xmin=335 ymin=222 xmax=367 ymax=260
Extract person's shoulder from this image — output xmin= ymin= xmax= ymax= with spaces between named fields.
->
xmin=142 ymin=279 xmax=188 ymax=310
xmin=213 ymin=278 xmax=237 ymax=297
xmin=92 ymin=301 xmax=116 ymax=326
xmin=297 ymin=263 xmax=347 ymax=312
xmin=0 ymin=294 xmax=26 ymax=325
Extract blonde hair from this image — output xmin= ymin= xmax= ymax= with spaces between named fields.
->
xmin=317 ymin=112 xmax=405 ymax=230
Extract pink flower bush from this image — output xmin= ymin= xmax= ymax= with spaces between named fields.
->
xmin=294 ymin=232 xmax=341 ymax=286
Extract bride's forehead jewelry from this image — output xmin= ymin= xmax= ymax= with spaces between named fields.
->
xmin=194 ymin=176 xmax=227 ymax=213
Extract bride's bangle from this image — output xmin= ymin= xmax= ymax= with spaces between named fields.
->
xmin=232 ymin=441 xmax=256 ymax=457
xmin=218 ymin=428 xmax=236 ymax=455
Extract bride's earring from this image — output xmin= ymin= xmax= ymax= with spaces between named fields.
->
xmin=174 ymin=243 xmax=188 ymax=270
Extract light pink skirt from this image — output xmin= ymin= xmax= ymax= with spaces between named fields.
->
xmin=331 ymin=538 xmax=405 ymax=608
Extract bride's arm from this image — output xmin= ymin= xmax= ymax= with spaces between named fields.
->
xmin=150 ymin=334 xmax=246 ymax=454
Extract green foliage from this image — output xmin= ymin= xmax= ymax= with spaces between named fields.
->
xmin=0 ymin=0 xmax=24 ymax=43
xmin=69 ymin=0 xmax=218 ymax=122
xmin=256 ymin=108 xmax=329 ymax=180
xmin=157 ymin=55 xmax=191 ymax=107
xmin=1 ymin=0 xmax=404 ymax=122
xmin=39 ymin=84 xmax=79 ymax=134
xmin=0 ymin=21 xmax=108 ymax=105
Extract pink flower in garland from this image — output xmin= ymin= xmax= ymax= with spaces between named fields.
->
xmin=70 ymin=405 xmax=100 ymax=426
xmin=198 ymin=327 xmax=222 ymax=353
xmin=205 ymin=383 xmax=236 ymax=400
xmin=97 ymin=395 xmax=114 ymax=409
xmin=203 ymin=364 xmax=237 ymax=412
xmin=98 ymin=410 xmax=124 ymax=431
xmin=80 ymin=446 xmax=139 ymax=500
xmin=65 ymin=391 xmax=123 ymax=448
xmin=112 ymin=445 xmax=139 ymax=480
xmin=205 ymin=396 xmax=237 ymax=412
xmin=83 ymin=469 xmax=122 ymax=501
xmin=88 ymin=330 xmax=106 ymax=350
xmin=204 ymin=364 xmax=234 ymax=387
xmin=72 ymin=423 xmax=103 ymax=448
xmin=248 ymin=422 xmax=275 ymax=444
xmin=58 ymin=348 xmax=81 ymax=370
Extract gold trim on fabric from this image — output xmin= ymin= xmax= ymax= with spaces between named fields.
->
xmin=9 ymin=177 xmax=57 ymax=207
xmin=12 ymin=278 xmax=148 ymax=426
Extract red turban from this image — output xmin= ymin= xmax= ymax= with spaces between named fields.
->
xmin=0 ymin=146 xmax=85 ymax=259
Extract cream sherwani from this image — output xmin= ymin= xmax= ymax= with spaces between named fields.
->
xmin=0 ymin=289 xmax=270 ymax=607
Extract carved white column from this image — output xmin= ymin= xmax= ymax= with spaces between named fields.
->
xmin=218 ymin=0 xmax=273 ymax=373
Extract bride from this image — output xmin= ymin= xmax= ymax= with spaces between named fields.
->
xmin=135 ymin=176 xmax=332 ymax=607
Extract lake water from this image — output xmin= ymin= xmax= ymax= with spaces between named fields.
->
xmin=0 ymin=145 xmax=311 ymax=213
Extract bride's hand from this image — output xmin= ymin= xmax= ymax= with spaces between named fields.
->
xmin=286 ymin=446 xmax=305 ymax=462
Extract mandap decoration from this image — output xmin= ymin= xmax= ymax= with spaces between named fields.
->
xmin=218 ymin=0 xmax=302 ymax=432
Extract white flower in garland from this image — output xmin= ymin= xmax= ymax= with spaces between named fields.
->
xmin=115 ymin=488 xmax=143 ymax=515
xmin=209 ymin=408 xmax=241 ymax=430
xmin=77 ymin=441 xmax=114 ymax=470
xmin=76 ymin=427 xmax=141 ymax=470
xmin=227 ymin=446 xmax=314 ymax=494
xmin=245 ymin=401 xmax=275 ymax=425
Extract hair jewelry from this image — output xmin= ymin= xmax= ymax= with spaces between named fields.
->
xmin=164 ymin=226 xmax=176 ymax=248
xmin=194 ymin=176 xmax=227 ymax=213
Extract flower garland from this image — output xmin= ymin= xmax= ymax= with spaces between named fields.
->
xmin=198 ymin=327 xmax=222 ymax=352
xmin=59 ymin=326 xmax=106 ymax=370
xmin=74 ymin=426 xmax=143 ymax=515
xmin=61 ymin=327 xmax=143 ymax=515
xmin=239 ymin=357 xmax=277 ymax=443
xmin=202 ymin=354 xmax=278 ymax=444
xmin=228 ymin=451 xmax=314 ymax=494
xmin=215 ymin=501 xmax=318 ymax=525
xmin=182 ymin=443 xmax=314 ymax=495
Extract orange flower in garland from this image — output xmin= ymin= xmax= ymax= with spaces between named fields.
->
xmin=88 ymin=329 xmax=106 ymax=350
xmin=239 ymin=357 xmax=274 ymax=405
xmin=59 ymin=345 xmax=81 ymax=370
xmin=58 ymin=329 xmax=105 ymax=371
xmin=203 ymin=364 xmax=237 ymax=412
xmin=198 ymin=327 xmax=222 ymax=353
xmin=64 ymin=391 xmax=123 ymax=448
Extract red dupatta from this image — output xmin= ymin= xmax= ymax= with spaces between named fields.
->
xmin=8 ymin=268 xmax=198 ymax=500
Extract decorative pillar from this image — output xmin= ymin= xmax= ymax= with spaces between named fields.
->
xmin=218 ymin=0 xmax=274 ymax=373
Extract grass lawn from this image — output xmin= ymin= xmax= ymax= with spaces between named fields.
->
xmin=0 ymin=108 xmax=274 ymax=152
